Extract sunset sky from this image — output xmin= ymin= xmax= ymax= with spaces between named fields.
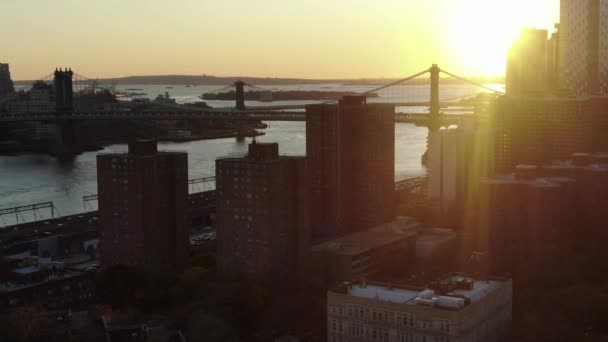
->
xmin=2 ymin=0 xmax=559 ymax=80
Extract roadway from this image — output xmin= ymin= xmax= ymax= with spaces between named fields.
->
xmin=0 ymin=109 xmax=473 ymax=124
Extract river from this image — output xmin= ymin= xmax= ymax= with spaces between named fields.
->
xmin=0 ymin=82 xmax=504 ymax=225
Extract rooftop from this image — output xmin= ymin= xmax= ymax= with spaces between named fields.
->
xmin=504 ymin=95 xmax=608 ymax=102
xmin=416 ymin=228 xmax=457 ymax=260
xmin=485 ymin=153 xmax=608 ymax=186
xmin=0 ymin=269 xmax=87 ymax=294
xmin=311 ymin=217 xmax=419 ymax=256
xmin=416 ymin=228 xmax=456 ymax=245
xmin=483 ymin=173 xmax=575 ymax=187
xmin=217 ymin=155 xmax=304 ymax=163
xmin=332 ymin=274 xmax=509 ymax=311
xmin=12 ymin=265 xmax=42 ymax=275
xmin=99 ymin=150 xmax=186 ymax=159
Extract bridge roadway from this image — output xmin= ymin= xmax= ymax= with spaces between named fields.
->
xmin=1 ymin=176 xmax=427 ymax=234
xmin=0 ymin=191 xmax=217 ymax=245
xmin=0 ymin=109 xmax=473 ymax=124
xmin=0 ymin=109 xmax=303 ymax=123
xmin=244 ymin=101 xmax=468 ymax=111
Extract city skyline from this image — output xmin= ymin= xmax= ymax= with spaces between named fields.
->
xmin=3 ymin=0 xmax=558 ymax=80
xmin=4 ymin=1 xmax=608 ymax=340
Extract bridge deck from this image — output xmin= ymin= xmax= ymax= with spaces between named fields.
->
xmin=0 ymin=110 xmax=473 ymax=123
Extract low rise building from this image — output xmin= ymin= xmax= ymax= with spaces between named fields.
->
xmin=310 ymin=217 xmax=419 ymax=289
xmin=327 ymin=274 xmax=512 ymax=342
xmin=0 ymin=256 xmax=95 ymax=309
xmin=479 ymin=153 xmax=608 ymax=277
xmin=415 ymin=228 xmax=457 ymax=263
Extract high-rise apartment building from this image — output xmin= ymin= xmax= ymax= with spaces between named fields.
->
xmin=559 ymin=0 xmax=608 ymax=94
xmin=306 ymin=96 xmax=395 ymax=240
xmin=506 ymin=28 xmax=550 ymax=96
xmin=216 ymin=142 xmax=308 ymax=282
xmin=492 ymin=96 xmax=608 ymax=170
xmin=97 ymin=140 xmax=189 ymax=270
xmin=327 ymin=275 xmax=512 ymax=342
xmin=427 ymin=118 xmax=497 ymax=216
xmin=0 ymin=63 xmax=15 ymax=98
xmin=546 ymin=25 xmax=561 ymax=90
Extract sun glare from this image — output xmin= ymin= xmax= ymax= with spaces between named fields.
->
xmin=448 ymin=0 xmax=552 ymax=76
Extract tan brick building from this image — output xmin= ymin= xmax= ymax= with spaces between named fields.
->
xmin=327 ymin=275 xmax=512 ymax=342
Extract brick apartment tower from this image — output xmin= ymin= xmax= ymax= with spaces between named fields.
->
xmin=97 ymin=140 xmax=189 ymax=270
xmin=216 ymin=142 xmax=308 ymax=282
xmin=306 ymin=96 xmax=395 ymax=240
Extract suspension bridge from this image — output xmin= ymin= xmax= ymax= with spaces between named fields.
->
xmin=0 ymin=64 xmax=504 ymax=124
xmin=0 ymin=65 xmax=504 ymax=227
xmin=0 ymin=65 xmax=504 ymax=155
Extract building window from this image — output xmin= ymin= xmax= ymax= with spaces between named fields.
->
xmin=404 ymin=313 xmax=415 ymax=327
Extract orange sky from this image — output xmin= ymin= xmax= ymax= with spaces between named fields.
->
xmin=1 ymin=0 xmax=560 ymax=80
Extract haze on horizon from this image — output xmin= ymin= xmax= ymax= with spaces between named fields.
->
xmin=2 ymin=0 xmax=558 ymax=81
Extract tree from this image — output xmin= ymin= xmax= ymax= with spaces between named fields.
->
xmin=96 ymin=264 xmax=145 ymax=309
xmin=185 ymin=310 xmax=240 ymax=342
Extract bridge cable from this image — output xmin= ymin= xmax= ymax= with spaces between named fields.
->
xmin=244 ymin=83 xmax=271 ymax=92
xmin=440 ymin=69 xmax=505 ymax=95
xmin=205 ymin=84 xmax=235 ymax=94
xmin=362 ymin=68 xmax=430 ymax=95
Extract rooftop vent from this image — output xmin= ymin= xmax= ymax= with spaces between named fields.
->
xmin=572 ymin=153 xmax=591 ymax=166
xmin=515 ymin=164 xmax=538 ymax=180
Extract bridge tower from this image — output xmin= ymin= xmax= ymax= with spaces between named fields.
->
xmin=235 ymin=81 xmax=245 ymax=110
xmin=51 ymin=68 xmax=78 ymax=156
xmin=429 ymin=63 xmax=441 ymax=127
xmin=426 ymin=64 xmax=445 ymax=215
xmin=54 ymin=68 xmax=74 ymax=113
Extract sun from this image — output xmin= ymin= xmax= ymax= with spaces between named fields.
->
xmin=448 ymin=0 xmax=552 ymax=77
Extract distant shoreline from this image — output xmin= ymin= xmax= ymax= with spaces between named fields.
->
xmin=14 ymin=75 xmax=505 ymax=86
